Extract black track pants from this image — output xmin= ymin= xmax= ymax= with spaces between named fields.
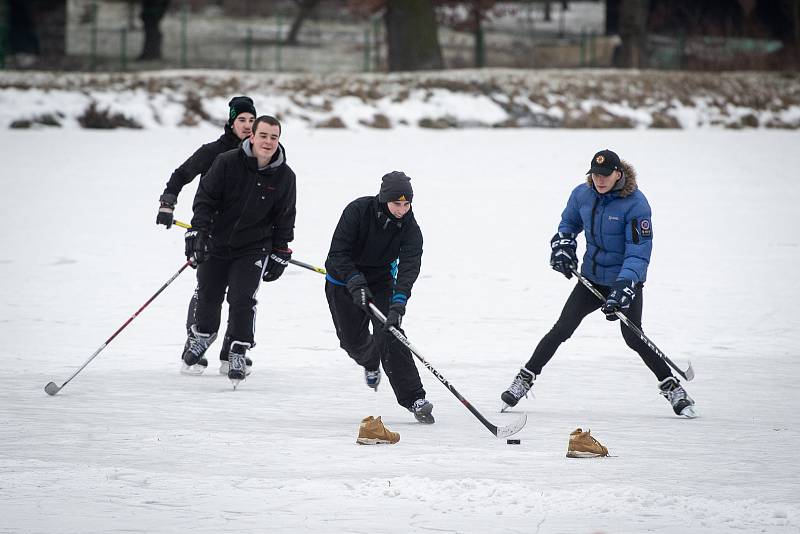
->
xmin=325 ymin=281 xmax=425 ymax=410
xmin=525 ymin=280 xmax=672 ymax=381
xmin=194 ymin=254 xmax=266 ymax=345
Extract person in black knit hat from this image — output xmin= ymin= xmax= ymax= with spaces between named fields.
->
xmin=155 ymin=96 xmax=258 ymax=375
xmin=324 ymin=171 xmax=434 ymax=424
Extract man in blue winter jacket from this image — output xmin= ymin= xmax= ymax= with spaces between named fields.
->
xmin=500 ymin=149 xmax=696 ymax=421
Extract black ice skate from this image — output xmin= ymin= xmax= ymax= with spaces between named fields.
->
xmin=364 ymin=367 xmax=381 ymax=392
xmin=218 ymin=335 xmax=252 ymax=376
xmin=410 ymin=398 xmax=435 ymax=424
xmin=658 ymin=377 xmax=698 ymax=418
xmin=501 ymin=368 xmax=535 ymax=411
xmin=228 ymin=341 xmax=251 ymax=389
xmin=181 ymin=325 xmax=217 ymax=375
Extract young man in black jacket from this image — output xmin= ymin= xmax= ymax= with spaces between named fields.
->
xmin=324 ymin=172 xmax=433 ymax=424
xmin=157 ymin=96 xmax=258 ymax=375
xmin=182 ymin=115 xmax=296 ymax=387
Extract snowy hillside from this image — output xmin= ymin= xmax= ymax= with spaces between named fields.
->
xmin=1 ymin=125 xmax=799 ymax=533
xmin=2 ymin=69 xmax=800 ymax=131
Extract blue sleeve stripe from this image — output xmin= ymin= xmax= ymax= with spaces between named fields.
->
xmin=392 ymin=293 xmax=407 ymax=304
xmin=326 ymin=273 xmax=345 ymax=286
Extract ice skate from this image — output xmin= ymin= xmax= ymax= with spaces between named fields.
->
xmin=218 ymin=335 xmax=252 ymax=376
xmin=364 ymin=367 xmax=381 ymax=392
xmin=500 ymin=368 xmax=535 ymax=411
xmin=180 ymin=325 xmax=217 ymax=375
xmin=227 ymin=341 xmax=250 ymax=389
xmin=410 ymin=398 xmax=435 ymax=424
xmin=356 ymin=416 xmax=400 ymax=445
xmin=566 ymin=428 xmax=609 ymax=458
xmin=658 ymin=377 xmax=697 ymax=418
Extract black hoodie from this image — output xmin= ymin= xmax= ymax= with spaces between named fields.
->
xmin=162 ymin=124 xmax=242 ymax=197
xmin=325 ymin=196 xmax=423 ymax=299
xmin=191 ymin=142 xmax=296 ymax=258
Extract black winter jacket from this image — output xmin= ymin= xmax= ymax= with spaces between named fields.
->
xmin=162 ymin=125 xmax=241 ymax=197
xmin=191 ymin=142 xmax=296 ymax=258
xmin=325 ymin=196 xmax=423 ymax=298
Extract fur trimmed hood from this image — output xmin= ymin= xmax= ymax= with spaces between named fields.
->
xmin=586 ymin=160 xmax=638 ymax=197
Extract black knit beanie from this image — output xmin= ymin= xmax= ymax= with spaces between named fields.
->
xmin=378 ymin=171 xmax=413 ymax=202
xmin=227 ymin=96 xmax=257 ymax=126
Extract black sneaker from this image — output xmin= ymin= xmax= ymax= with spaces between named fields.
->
xmin=410 ymin=399 xmax=435 ymax=424
xmin=364 ymin=368 xmax=381 ymax=391
xmin=658 ymin=377 xmax=697 ymax=418
xmin=501 ymin=368 xmax=535 ymax=408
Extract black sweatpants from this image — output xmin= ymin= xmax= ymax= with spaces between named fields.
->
xmin=525 ymin=280 xmax=672 ymax=381
xmin=325 ymin=281 xmax=426 ymax=410
xmin=194 ymin=254 xmax=266 ymax=346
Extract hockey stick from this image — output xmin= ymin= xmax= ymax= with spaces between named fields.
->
xmin=368 ymin=303 xmax=527 ymax=438
xmin=44 ymin=260 xmax=193 ymax=396
xmin=173 ymin=219 xmax=325 ymax=275
xmin=288 ymin=257 xmax=526 ymax=437
xmin=571 ymin=268 xmax=695 ymax=381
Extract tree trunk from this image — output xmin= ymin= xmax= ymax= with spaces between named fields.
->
xmin=139 ymin=0 xmax=170 ymax=60
xmin=287 ymin=0 xmax=321 ymax=45
xmin=384 ymin=0 xmax=443 ymax=71
xmin=605 ymin=0 xmax=620 ymax=35
xmin=618 ymin=0 xmax=649 ymax=68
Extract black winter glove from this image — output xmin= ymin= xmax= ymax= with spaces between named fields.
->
xmin=184 ymin=229 xmax=210 ymax=267
xmin=156 ymin=193 xmax=177 ymax=229
xmin=550 ymin=232 xmax=578 ymax=279
xmin=262 ymin=248 xmax=292 ymax=282
xmin=383 ymin=301 xmax=406 ymax=333
xmin=346 ymin=274 xmax=373 ymax=312
xmin=601 ymin=279 xmax=636 ymax=320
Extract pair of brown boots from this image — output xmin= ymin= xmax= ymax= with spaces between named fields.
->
xmin=566 ymin=428 xmax=609 ymax=458
xmin=356 ymin=416 xmax=400 ymax=445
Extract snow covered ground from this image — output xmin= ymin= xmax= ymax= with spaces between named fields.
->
xmin=1 ymin=126 xmax=799 ymax=533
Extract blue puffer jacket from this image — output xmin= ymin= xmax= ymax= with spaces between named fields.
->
xmin=558 ymin=162 xmax=653 ymax=285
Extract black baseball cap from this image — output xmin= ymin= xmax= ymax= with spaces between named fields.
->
xmin=587 ymin=149 xmax=621 ymax=176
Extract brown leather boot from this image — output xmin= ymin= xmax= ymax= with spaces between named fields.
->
xmin=356 ymin=416 xmax=400 ymax=445
xmin=566 ymin=428 xmax=609 ymax=458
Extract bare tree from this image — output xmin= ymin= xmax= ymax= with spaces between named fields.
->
xmin=286 ymin=0 xmax=322 ymax=45
xmin=385 ymin=0 xmax=443 ymax=70
xmin=618 ymin=0 xmax=649 ymax=67
xmin=138 ymin=0 xmax=170 ymax=60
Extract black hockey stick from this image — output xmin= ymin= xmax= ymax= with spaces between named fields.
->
xmin=571 ymin=268 xmax=695 ymax=381
xmin=44 ymin=260 xmax=193 ymax=396
xmin=288 ymin=258 xmax=526 ymax=437
xmin=368 ymin=303 xmax=527 ymax=438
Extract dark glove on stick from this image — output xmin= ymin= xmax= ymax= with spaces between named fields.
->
xmin=156 ymin=193 xmax=177 ymax=229
xmin=262 ymin=248 xmax=292 ymax=282
xmin=383 ymin=300 xmax=406 ymax=333
xmin=601 ymin=279 xmax=636 ymax=321
xmin=346 ymin=274 xmax=373 ymax=312
xmin=550 ymin=232 xmax=578 ymax=279
xmin=184 ymin=229 xmax=209 ymax=267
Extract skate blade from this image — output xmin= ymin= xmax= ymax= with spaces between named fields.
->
xmin=180 ymin=363 xmax=206 ymax=376
xmin=500 ymin=402 xmax=511 ymax=413
xmin=679 ymin=405 xmax=699 ymax=419
xmin=230 ymin=377 xmax=244 ymax=390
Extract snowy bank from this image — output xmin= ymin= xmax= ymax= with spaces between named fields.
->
xmin=2 ymin=68 xmax=800 ymax=130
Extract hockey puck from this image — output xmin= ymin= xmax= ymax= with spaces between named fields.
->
xmin=506 ymin=439 xmax=521 ymax=445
